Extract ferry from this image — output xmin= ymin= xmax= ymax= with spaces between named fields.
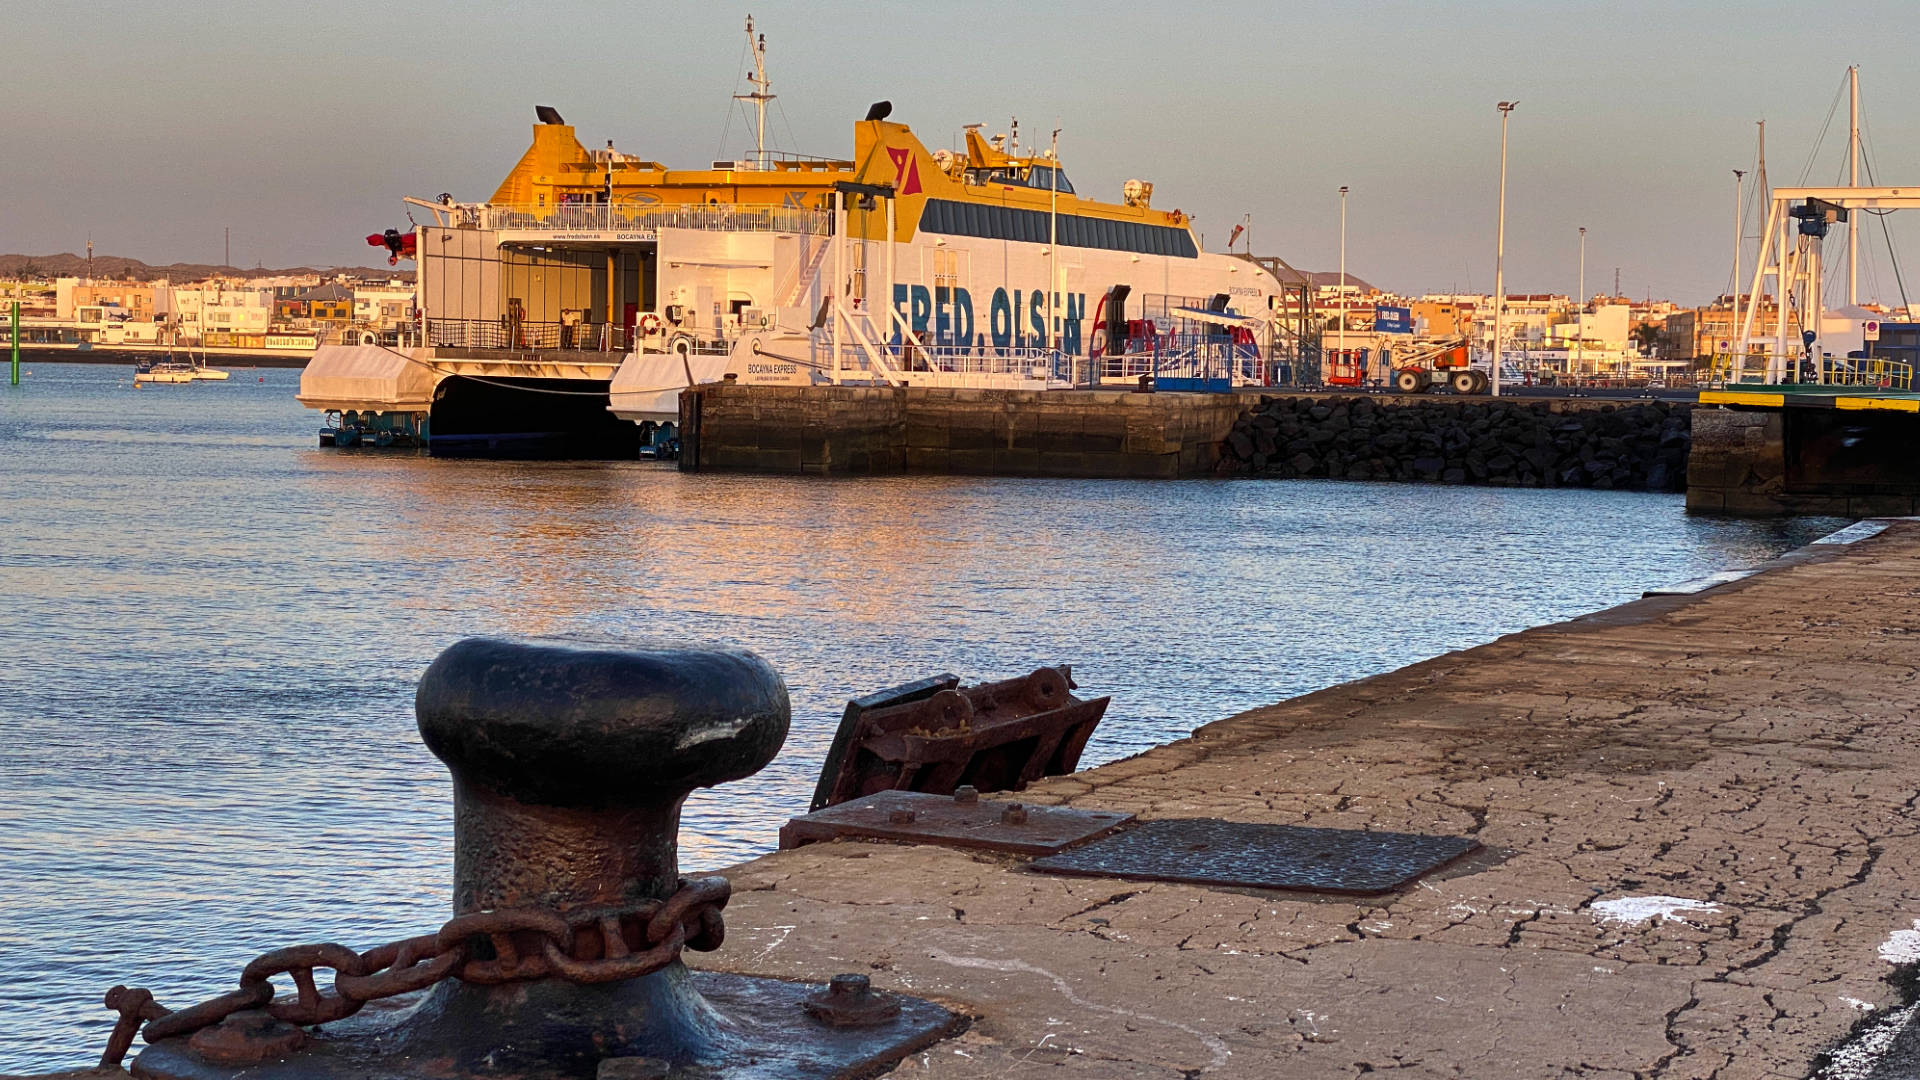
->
xmin=299 ymin=18 xmax=1286 ymax=453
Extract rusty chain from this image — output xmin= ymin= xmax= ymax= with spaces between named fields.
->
xmin=98 ymin=875 xmax=730 ymax=1069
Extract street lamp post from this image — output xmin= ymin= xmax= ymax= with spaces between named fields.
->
xmin=1492 ymin=101 xmax=1516 ymax=397
xmin=1575 ymin=226 xmax=1585 ymax=378
xmin=1338 ymin=185 xmax=1348 ymax=382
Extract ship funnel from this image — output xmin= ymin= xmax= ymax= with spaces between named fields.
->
xmin=864 ymin=100 xmax=892 ymax=122
xmin=535 ymin=105 xmax=566 ymax=125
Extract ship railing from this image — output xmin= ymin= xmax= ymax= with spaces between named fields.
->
xmin=425 ymin=318 xmax=635 ymax=353
xmin=898 ymin=344 xmax=1069 ymax=377
xmin=472 ymin=202 xmax=831 ymax=237
xmin=1715 ymin=354 xmax=1915 ymax=389
xmin=1818 ymin=356 xmax=1913 ymax=390
xmin=1099 ymin=335 xmax=1265 ymax=385
xmin=811 ymin=341 xmax=1083 ymax=384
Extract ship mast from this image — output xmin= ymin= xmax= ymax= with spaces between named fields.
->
xmin=734 ymin=16 xmax=775 ymax=169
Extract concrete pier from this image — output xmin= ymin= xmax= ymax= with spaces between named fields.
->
xmin=691 ymin=521 xmax=1920 ymax=1078
xmin=1690 ymin=390 xmax=1920 ymax=516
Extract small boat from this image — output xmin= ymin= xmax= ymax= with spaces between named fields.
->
xmin=133 ymin=360 xmax=195 ymax=385
xmin=187 ymin=345 xmax=229 ymax=380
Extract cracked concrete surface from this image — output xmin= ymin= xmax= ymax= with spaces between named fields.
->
xmin=692 ymin=522 xmax=1920 ymax=1078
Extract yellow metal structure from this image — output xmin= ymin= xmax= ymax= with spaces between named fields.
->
xmin=485 ymin=114 xmax=1193 ymax=242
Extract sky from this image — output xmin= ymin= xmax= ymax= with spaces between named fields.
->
xmin=5 ymin=0 xmax=1919 ymax=305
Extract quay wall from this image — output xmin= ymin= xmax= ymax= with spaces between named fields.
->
xmin=678 ymin=383 xmax=1703 ymax=487
xmin=1688 ymin=405 xmax=1920 ymax=516
xmin=694 ymin=522 xmax=1920 ymax=1078
xmin=678 ymin=383 xmax=1246 ymax=478
xmin=1219 ymin=394 xmax=1692 ymax=490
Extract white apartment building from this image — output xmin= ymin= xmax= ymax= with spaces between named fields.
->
xmin=352 ymin=284 xmax=416 ymax=331
xmin=160 ymin=284 xmax=273 ymax=340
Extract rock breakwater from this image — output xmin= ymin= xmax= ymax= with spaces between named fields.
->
xmin=1221 ymin=395 xmax=1691 ymax=491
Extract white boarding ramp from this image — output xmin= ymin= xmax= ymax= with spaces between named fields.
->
xmin=295 ymin=345 xmax=438 ymax=411
xmin=608 ymin=351 xmax=732 ymax=423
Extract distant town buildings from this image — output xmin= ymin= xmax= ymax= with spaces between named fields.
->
xmin=0 ymin=268 xmax=417 ymax=351
xmin=0 ymin=254 xmax=1903 ymax=370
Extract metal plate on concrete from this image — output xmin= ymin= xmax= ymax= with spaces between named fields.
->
xmin=1028 ymin=819 xmax=1480 ymax=895
xmin=780 ymin=790 xmax=1133 ymax=856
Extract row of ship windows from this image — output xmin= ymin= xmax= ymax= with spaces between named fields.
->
xmin=917 ymin=199 xmax=1198 ymax=259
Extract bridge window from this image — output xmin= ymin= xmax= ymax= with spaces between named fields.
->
xmin=918 ymin=199 xmax=1196 ymax=257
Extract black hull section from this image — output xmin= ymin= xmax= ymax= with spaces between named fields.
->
xmin=428 ymin=375 xmax=639 ymax=459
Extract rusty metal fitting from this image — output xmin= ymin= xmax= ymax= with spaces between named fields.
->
xmin=888 ymin=808 xmax=916 ymax=825
xmin=416 ymin=637 xmax=790 ymax=913
xmin=812 ymin=665 xmax=1110 ymax=810
xmin=100 ymin=985 xmax=167 ymax=1069
xmin=188 ymin=1011 xmax=308 ymax=1066
xmin=953 ymin=785 xmax=979 ymax=805
xmin=128 ymin=636 xmax=795 ymax=1079
xmin=1001 ymin=803 xmax=1029 ymax=826
xmin=802 ymin=973 xmax=903 ymax=1028
xmin=108 ymin=636 xmax=963 ymax=1079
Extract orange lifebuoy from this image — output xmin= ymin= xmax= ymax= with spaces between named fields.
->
xmin=638 ymin=313 xmax=663 ymax=336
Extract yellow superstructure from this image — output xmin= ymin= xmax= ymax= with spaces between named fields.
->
xmin=485 ymin=108 xmax=1192 ymax=246
xmin=488 ymin=110 xmax=852 ymax=211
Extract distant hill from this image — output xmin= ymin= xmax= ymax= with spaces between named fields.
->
xmin=0 ymin=252 xmax=413 ymax=282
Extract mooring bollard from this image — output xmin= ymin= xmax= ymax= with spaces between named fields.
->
xmin=109 ymin=636 xmax=961 ymax=1079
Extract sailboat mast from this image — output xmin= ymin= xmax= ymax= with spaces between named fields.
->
xmin=1732 ymin=168 xmax=1743 ymax=316
xmin=1847 ymin=65 xmax=1859 ymax=306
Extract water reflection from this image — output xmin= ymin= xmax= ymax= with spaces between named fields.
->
xmin=0 ymin=364 xmax=1842 ymax=1072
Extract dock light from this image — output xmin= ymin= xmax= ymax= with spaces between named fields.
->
xmin=1491 ymin=101 xmax=1518 ymax=397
